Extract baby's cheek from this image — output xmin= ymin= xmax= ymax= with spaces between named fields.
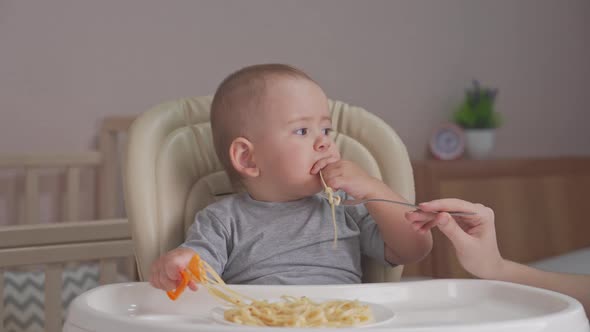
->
xmin=276 ymin=154 xmax=303 ymax=175
xmin=282 ymin=153 xmax=299 ymax=166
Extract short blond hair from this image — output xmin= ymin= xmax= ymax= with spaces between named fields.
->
xmin=211 ymin=64 xmax=315 ymax=182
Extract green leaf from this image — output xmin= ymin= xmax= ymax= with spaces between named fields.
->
xmin=452 ymin=81 xmax=501 ymax=129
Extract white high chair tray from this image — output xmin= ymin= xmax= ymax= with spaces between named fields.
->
xmin=64 ymin=279 xmax=589 ymax=332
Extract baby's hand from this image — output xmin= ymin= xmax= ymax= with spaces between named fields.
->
xmin=310 ymin=150 xmax=341 ymax=175
xmin=319 ymin=160 xmax=388 ymax=200
xmin=149 ymin=247 xmax=198 ymax=292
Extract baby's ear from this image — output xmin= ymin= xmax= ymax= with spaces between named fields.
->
xmin=229 ymin=137 xmax=260 ymax=178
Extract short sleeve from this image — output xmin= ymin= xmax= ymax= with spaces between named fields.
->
xmin=180 ymin=208 xmax=230 ymax=276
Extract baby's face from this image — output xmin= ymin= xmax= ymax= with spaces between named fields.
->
xmin=249 ymin=78 xmax=339 ymax=200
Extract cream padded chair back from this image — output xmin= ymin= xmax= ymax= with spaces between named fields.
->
xmin=124 ymin=97 xmax=414 ymax=283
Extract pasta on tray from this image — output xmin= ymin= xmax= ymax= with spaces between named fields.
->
xmin=167 ymin=254 xmax=374 ymax=327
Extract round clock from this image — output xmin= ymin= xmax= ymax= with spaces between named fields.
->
xmin=429 ymin=123 xmax=465 ymax=160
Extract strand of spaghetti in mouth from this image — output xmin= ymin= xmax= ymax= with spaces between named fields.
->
xmin=319 ymin=170 xmax=341 ymax=248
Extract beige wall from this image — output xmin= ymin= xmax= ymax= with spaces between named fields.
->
xmin=1 ymin=0 xmax=589 ymax=160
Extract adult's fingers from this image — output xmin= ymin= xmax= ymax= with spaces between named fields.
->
xmin=436 ymin=212 xmax=471 ymax=248
xmin=418 ymin=220 xmax=437 ymax=233
xmin=405 ymin=210 xmax=435 ymax=223
xmin=418 ymin=198 xmax=476 ymax=214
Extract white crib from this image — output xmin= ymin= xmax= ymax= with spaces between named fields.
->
xmin=0 ymin=118 xmax=136 ymax=332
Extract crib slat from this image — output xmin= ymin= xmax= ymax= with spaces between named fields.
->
xmin=66 ymin=167 xmax=81 ymax=221
xmin=1 ymin=240 xmax=134 ymax=267
xmin=6 ymin=178 xmax=17 ymax=227
xmin=99 ymin=258 xmax=118 ymax=285
xmin=0 ymin=219 xmax=129 ymax=249
xmin=98 ymin=130 xmax=118 ymax=219
xmin=44 ymin=263 xmax=63 ymax=332
xmin=17 ymin=188 xmax=26 ymax=225
xmin=25 ymin=168 xmax=40 ymax=224
xmin=0 ymin=152 xmax=101 ymax=168
xmin=126 ymin=256 xmax=138 ymax=281
xmin=0 ymin=268 xmax=5 ymax=332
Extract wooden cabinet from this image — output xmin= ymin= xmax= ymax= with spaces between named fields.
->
xmin=403 ymin=157 xmax=590 ymax=279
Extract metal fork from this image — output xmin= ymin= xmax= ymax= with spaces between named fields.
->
xmin=337 ymin=198 xmax=476 ymax=217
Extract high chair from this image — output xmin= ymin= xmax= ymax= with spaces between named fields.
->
xmin=123 ymin=96 xmax=415 ymax=284
xmin=64 ymin=97 xmax=589 ymax=332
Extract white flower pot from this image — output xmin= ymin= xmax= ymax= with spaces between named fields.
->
xmin=464 ymin=129 xmax=495 ymax=159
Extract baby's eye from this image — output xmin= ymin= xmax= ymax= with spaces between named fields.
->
xmin=295 ymin=128 xmax=308 ymax=136
xmin=322 ymin=128 xmax=333 ymax=135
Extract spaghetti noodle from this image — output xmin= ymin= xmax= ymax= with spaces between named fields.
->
xmin=167 ymin=254 xmax=374 ymax=327
xmin=224 ymin=295 xmax=373 ymax=327
xmin=319 ymin=170 xmax=341 ymax=248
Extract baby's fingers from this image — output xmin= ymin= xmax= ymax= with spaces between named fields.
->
xmin=149 ymin=261 xmax=163 ymax=289
xmin=188 ymin=281 xmax=199 ymax=291
xmin=311 ymin=156 xmax=340 ymax=175
xmin=150 ymin=271 xmax=161 ymax=289
xmin=159 ymin=272 xmax=179 ymax=291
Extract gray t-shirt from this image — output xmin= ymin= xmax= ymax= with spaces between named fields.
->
xmin=181 ymin=192 xmax=389 ymax=285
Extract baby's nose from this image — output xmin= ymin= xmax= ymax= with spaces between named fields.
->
xmin=314 ymin=136 xmax=331 ymax=151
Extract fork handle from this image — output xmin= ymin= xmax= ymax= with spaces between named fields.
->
xmin=343 ymin=198 xmax=418 ymax=209
xmin=342 ymin=198 xmax=475 ymax=216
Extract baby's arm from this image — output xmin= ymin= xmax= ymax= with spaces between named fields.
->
xmin=320 ymin=160 xmax=432 ymax=265
xmin=361 ymin=182 xmax=432 ymax=265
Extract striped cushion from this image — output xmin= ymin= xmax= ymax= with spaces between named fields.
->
xmin=3 ymin=263 xmax=129 ymax=332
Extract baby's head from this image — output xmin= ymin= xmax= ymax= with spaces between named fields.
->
xmin=211 ymin=64 xmax=339 ymax=201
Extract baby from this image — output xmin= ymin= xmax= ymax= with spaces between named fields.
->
xmin=150 ymin=64 xmax=432 ymax=291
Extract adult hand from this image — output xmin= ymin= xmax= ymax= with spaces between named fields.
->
xmin=406 ymin=199 xmax=503 ymax=279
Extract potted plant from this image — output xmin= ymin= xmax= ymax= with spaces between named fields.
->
xmin=453 ymin=80 xmax=501 ymax=159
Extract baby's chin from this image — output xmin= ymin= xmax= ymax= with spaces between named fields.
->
xmin=279 ymin=175 xmax=324 ymax=199
xmin=290 ymin=179 xmax=323 ymax=198
xmin=307 ymin=176 xmax=324 ymax=192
